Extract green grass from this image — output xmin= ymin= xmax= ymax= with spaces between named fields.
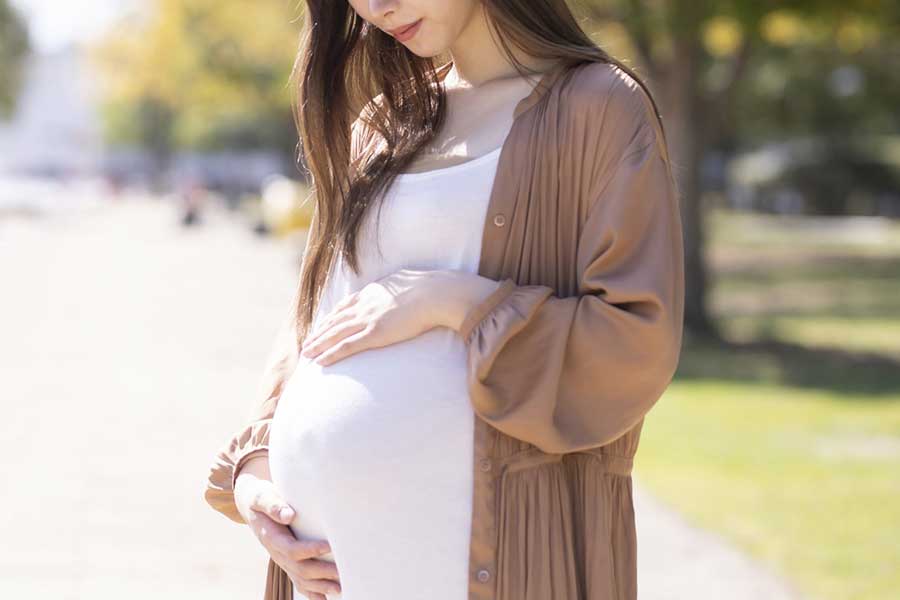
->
xmin=635 ymin=208 xmax=900 ymax=600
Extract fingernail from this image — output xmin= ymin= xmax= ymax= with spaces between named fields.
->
xmin=279 ymin=506 xmax=293 ymax=521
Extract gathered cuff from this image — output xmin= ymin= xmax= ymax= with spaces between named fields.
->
xmin=203 ymin=418 xmax=272 ymax=524
xmin=461 ymin=281 xmax=554 ymax=348
xmin=459 ymin=278 xmax=517 ymax=341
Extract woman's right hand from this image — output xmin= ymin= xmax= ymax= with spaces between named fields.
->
xmin=235 ymin=455 xmax=342 ymax=599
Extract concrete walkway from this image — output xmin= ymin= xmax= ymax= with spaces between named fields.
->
xmin=633 ymin=479 xmax=809 ymax=600
xmin=0 ymin=196 xmax=806 ymax=599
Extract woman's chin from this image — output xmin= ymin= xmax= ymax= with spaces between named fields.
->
xmin=405 ymin=44 xmax=444 ymax=59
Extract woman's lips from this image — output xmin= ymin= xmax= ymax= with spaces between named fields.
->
xmin=388 ymin=18 xmax=422 ymax=42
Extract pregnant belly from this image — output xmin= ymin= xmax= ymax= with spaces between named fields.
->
xmin=267 ymin=327 xmax=475 ymax=596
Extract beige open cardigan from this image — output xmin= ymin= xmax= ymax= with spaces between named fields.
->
xmin=204 ymin=58 xmax=685 ymax=600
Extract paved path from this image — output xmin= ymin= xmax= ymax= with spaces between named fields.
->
xmin=0 ymin=196 xmax=806 ymax=599
xmin=632 ymin=480 xmax=809 ymax=600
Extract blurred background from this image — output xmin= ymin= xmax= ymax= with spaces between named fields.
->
xmin=0 ymin=1 xmax=897 ymax=599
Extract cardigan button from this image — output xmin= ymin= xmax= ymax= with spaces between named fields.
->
xmin=492 ymin=213 xmax=506 ymax=227
xmin=479 ymin=458 xmax=492 ymax=472
xmin=477 ymin=568 xmax=491 ymax=583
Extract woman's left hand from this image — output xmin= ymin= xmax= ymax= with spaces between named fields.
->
xmin=299 ymin=268 xmax=454 ymax=366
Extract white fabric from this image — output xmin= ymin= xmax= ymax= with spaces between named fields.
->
xmin=268 ymin=145 xmax=504 ymax=600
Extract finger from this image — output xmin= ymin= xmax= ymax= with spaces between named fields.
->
xmin=290 ymin=576 xmax=326 ymax=600
xmin=308 ymin=292 xmax=359 ymax=336
xmin=295 ymin=557 xmax=340 ymax=582
xmin=306 ymin=320 xmax=367 ymax=360
xmin=296 ymin=575 xmax=342 ymax=597
xmin=306 ymin=292 xmax=360 ymax=342
xmin=302 ymin=308 xmax=355 ymax=352
xmin=314 ymin=325 xmax=372 ymax=366
xmin=249 ymin=488 xmax=295 ymax=525
xmin=253 ymin=516 xmax=305 ymax=561
xmin=288 ymin=538 xmax=334 ymax=561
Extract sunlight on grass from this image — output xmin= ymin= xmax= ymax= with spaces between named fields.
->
xmin=638 ymin=380 xmax=900 ymax=600
xmin=722 ymin=316 xmax=900 ymax=357
xmin=635 ymin=208 xmax=900 ymax=600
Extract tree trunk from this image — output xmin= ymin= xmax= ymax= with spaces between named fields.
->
xmin=657 ymin=37 xmax=719 ymax=340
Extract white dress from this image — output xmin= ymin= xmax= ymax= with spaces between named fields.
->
xmin=268 ymin=145 xmax=505 ymax=600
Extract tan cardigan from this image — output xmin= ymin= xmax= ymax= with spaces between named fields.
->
xmin=204 ymin=58 xmax=685 ymax=600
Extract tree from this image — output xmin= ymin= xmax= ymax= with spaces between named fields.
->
xmin=580 ymin=1 xmax=900 ymax=338
xmin=0 ymin=0 xmax=30 ymax=119
xmin=89 ymin=0 xmax=302 ymax=174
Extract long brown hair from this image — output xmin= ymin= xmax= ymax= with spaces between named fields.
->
xmin=288 ymin=0 xmax=671 ymax=341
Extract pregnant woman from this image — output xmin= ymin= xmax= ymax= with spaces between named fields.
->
xmin=204 ymin=1 xmax=685 ymax=600
xmin=271 ymin=146 xmax=508 ymax=600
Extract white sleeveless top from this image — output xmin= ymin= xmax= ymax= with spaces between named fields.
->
xmin=268 ymin=145 xmax=504 ymax=600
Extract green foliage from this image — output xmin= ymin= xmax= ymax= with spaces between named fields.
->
xmin=639 ymin=207 xmax=900 ymax=600
xmin=90 ymin=0 xmax=304 ymax=156
xmin=88 ymin=1 xmax=900 ymax=173
xmin=585 ymin=1 xmax=900 ymax=143
xmin=0 ymin=0 xmax=30 ymax=118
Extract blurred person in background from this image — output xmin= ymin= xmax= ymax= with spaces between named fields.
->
xmin=178 ymin=174 xmax=207 ymax=227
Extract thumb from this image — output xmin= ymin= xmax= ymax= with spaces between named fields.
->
xmin=252 ymin=486 xmax=295 ymax=525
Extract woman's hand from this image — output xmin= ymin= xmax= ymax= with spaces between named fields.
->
xmin=300 ymin=268 xmax=497 ymax=366
xmin=235 ymin=455 xmax=341 ymax=599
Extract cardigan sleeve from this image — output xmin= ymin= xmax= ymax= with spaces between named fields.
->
xmin=203 ymin=111 xmax=370 ymax=525
xmin=202 ymin=276 xmax=303 ymax=524
xmin=458 ymin=81 xmax=685 ymax=454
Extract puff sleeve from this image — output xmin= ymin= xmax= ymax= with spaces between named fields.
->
xmin=203 ymin=110 xmax=368 ymax=525
xmin=202 ymin=274 xmax=303 ymax=524
xmin=458 ymin=78 xmax=685 ymax=454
